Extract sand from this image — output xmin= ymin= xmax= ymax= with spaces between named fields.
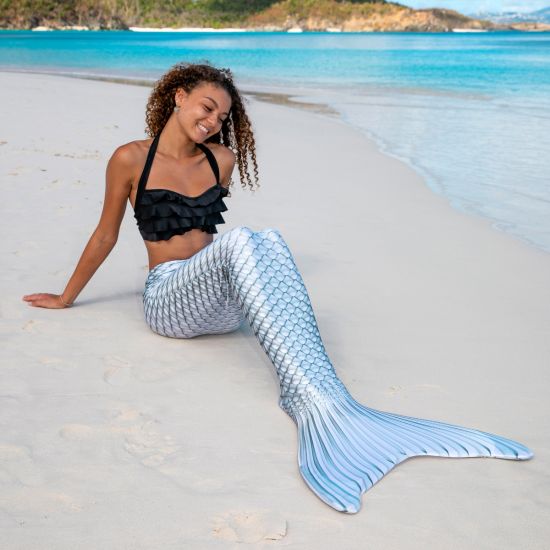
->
xmin=1 ymin=71 xmax=549 ymax=549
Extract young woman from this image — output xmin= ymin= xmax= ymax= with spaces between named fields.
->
xmin=22 ymin=63 xmax=532 ymax=514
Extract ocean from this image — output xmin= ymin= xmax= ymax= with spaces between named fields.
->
xmin=1 ymin=30 xmax=549 ymax=253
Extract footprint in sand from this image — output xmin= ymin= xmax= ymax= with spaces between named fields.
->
xmin=22 ymin=319 xmax=41 ymax=333
xmin=110 ymin=407 xmax=181 ymax=467
xmin=212 ymin=510 xmax=287 ymax=543
xmin=7 ymin=165 xmax=33 ymax=177
xmin=6 ymin=486 xmax=83 ymax=516
xmin=59 ymin=424 xmax=99 ymax=441
xmin=123 ymin=422 xmax=180 ymax=468
xmin=0 ymin=443 xmax=44 ymax=486
xmin=40 ymin=356 xmax=71 ymax=372
xmin=102 ymin=355 xmax=132 ymax=386
xmin=111 ymin=406 xmax=141 ymax=423
xmin=0 ymin=443 xmax=30 ymax=461
xmin=59 ymin=405 xmax=181 ymax=469
xmin=103 ymin=354 xmax=179 ymax=384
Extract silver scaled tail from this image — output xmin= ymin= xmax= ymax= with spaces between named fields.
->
xmin=143 ymin=226 xmax=533 ymax=513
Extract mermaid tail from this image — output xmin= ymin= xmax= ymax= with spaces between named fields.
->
xmin=295 ymin=391 xmax=532 ymax=513
xmin=143 ymin=226 xmax=533 ymax=513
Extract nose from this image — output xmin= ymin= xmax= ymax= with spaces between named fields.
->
xmin=209 ymin=112 xmax=223 ymax=129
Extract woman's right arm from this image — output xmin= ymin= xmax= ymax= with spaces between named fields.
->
xmin=22 ymin=144 xmax=137 ymax=309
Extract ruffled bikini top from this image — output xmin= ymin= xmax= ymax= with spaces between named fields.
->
xmin=133 ymin=133 xmax=229 ymax=242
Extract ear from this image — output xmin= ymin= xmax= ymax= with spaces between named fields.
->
xmin=174 ymin=87 xmax=189 ymax=108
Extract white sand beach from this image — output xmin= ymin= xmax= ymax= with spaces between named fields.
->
xmin=2 ymin=71 xmax=549 ymax=549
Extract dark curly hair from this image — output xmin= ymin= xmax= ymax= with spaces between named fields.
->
xmin=145 ymin=62 xmax=259 ymax=191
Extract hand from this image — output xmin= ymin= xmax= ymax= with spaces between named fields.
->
xmin=22 ymin=293 xmax=71 ymax=309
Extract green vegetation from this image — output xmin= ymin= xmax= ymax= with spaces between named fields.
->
xmin=0 ymin=0 xmax=280 ymax=28
xmin=0 ymin=0 xmax=489 ymax=31
xmin=249 ymin=0 xmax=401 ymax=22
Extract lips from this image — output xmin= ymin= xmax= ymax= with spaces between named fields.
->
xmin=197 ymin=122 xmax=210 ymax=135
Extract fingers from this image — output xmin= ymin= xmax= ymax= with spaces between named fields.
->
xmin=23 ymin=293 xmax=44 ymax=302
xmin=21 ymin=293 xmax=64 ymax=309
xmin=22 ymin=293 xmax=47 ymax=305
xmin=27 ymin=300 xmax=47 ymax=308
xmin=23 ymin=296 xmax=45 ymax=307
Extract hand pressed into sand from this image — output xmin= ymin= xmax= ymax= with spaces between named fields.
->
xmin=22 ymin=293 xmax=70 ymax=309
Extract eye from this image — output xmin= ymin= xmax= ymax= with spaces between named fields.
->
xmin=203 ymin=105 xmax=213 ymax=112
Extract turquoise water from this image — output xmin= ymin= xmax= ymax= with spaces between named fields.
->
xmin=1 ymin=30 xmax=549 ymax=252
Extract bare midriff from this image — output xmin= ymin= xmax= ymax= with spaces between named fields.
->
xmin=144 ymin=230 xmax=215 ymax=271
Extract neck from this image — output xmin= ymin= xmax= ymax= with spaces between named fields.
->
xmin=158 ymin=114 xmax=198 ymax=159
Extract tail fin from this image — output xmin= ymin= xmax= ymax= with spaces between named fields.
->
xmin=295 ymin=393 xmax=533 ymax=513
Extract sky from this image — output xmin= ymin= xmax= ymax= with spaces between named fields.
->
xmin=398 ymin=1 xmax=548 ymax=13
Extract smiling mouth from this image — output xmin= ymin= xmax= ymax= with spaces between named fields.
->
xmin=197 ymin=122 xmax=210 ymax=135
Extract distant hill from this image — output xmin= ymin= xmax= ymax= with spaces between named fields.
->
xmin=470 ymin=6 xmax=550 ymax=24
xmin=245 ymin=2 xmax=493 ymax=32
xmin=0 ymin=0 xmax=509 ymax=32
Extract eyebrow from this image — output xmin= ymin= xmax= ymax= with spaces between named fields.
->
xmin=204 ymin=96 xmax=229 ymax=116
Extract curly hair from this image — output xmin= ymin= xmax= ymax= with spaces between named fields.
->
xmin=145 ymin=62 xmax=259 ymax=191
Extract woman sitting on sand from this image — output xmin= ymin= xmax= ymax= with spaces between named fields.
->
xmin=22 ymin=62 xmax=531 ymax=514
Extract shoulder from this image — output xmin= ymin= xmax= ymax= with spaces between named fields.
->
xmin=206 ymin=142 xmax=236 ymax=163
xmin=203 ymin=143 xmax=236 ymax=186
xmin=109 ymin=138 xmax=151 ymax=169
xmin=107 ymin=139 xmax=152 ymax=186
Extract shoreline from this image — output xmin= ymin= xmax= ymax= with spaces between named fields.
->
xmin=2 ymin=26 xmax=548 ymax=33
xmin=2 ymin=71 xmax=549 ymax=548
xmin=0 ymin=67 xmax=339 ymax=118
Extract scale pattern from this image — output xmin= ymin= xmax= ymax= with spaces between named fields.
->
xmin=143 ymin=226 xmax=533 ymax=513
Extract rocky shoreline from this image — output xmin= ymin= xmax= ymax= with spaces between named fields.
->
xmin=23 ymin=23 xmax=550 ymax=33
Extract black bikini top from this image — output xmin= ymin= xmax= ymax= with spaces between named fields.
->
xmin=133 ymin=134 xmax=229 ymax=242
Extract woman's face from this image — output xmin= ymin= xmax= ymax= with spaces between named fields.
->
xmin=175 ymin=82 xmax=232 ymax=143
